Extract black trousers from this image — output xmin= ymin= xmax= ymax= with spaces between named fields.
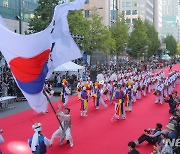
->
xmin=138 ymin=134 xmax=157 ymax=144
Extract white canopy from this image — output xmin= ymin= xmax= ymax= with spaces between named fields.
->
xmin=54 ymin=61 xmax=84 ymax=72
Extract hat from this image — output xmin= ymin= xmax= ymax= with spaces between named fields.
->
xmin=62 ymin=79 xmax=68 ymax=86
xmin=32 ymin=123 xmax=42 ymax=131
xmin=31 ymin=123 xmax=42 ymax=152
xmin=166 ymin=123 xmax=175 ymax=131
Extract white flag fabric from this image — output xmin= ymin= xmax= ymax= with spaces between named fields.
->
xmin=0 ymin=0 xmax=85 ymax=113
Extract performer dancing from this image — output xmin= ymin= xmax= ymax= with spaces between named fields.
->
xmin=60 ymin=79 xmax=70 ymax=106
xmin=93 ymin=83 xmax=101 ymax=110
xmin=51 ymin=107 xmax=73 ymax=147
xmin=76 ymin=78 xmax=83 ymax=100
xmin=28 ymin=123 xmax=52 ymax=154
xmin=154 ymin=81 xmax=163 ymax=104
xmin=125 ymin=86 xmax=132 ymax=112
xmin=80 ymin=87 xmax=88 ymax=117
xmin=112 ymin=85 xmax=126 ymax=120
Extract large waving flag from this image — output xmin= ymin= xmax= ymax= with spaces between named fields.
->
xmin=0 ymin=0 xmax=85 ymax=113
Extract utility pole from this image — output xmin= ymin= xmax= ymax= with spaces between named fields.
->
xmin=19 ymin=0 xmax=22 ymax=34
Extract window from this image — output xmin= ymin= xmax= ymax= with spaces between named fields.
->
xmin=132 ymin=1 xmax=137 ymax=7
xmin=84 ymin=10 xmax=89 ymax=17
xmin=132 ymin=10 xmax=137 ymax=15
xmin=132 ymin=18 xmax=137 ymax=24
xmin=85 ymin=0 xmax=89 ymax=4
xmin=126 ymin=2 xmax=131 ymax=7
xmin=126 ymin=10 xmax=131 ymax=15
xmin=126 ymin=19 xmax=131 ymax=24
xmin=122 ymin=2 xmax=126 ymax=7
xmin=122 ymin=10 xmax=125 ymax=15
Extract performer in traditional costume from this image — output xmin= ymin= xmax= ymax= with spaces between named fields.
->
xmin=125 ymin=86 xmax=132 ymax=111
xmin=60 ymin=79 xmax=70 ymax=106
xmin=93 ymin=82 xmax=101 ymax=109
xmin=80 ymin=86 xmax=88 ymax=117
xmin=113 ymin=85 xmax=126 ymax=120
xmin=86 ymin=77 xmax=93 ymax=97
xmin=29 ymin=123 xmax=52 ymax=154
xmin=51 ymin=107 xmax=73 ymax=147
xmin=154 ymin=82 xmax=164 ymax=104
xmin=76 ymin=78 xmax=83 ymax=100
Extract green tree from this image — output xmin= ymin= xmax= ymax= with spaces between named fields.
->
xmin=28 ymin=0 xmax=59 ymax=33
xmin=144 ymin=21 xmax=160 ymax=57
xmin=85 ymin=8 xmax=115 ymax=55
xmin=110 ymin=15 xmax=129 ymax=56
xmin=164 ymin=35 xmax=177 ymax=56
xmin=128 ymin=18 xmax=149 ymax=58
xmin=177 ymin=43 xmax=180 ymax=55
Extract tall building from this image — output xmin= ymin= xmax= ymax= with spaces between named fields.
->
xmin=84 ymin=0 xmax=110 ymax=26
xmin=153 ymin=0 xmax=162 ymax=37
xmin=118 ymin=0 xmax=154 ymax=25
xmin=161 ymin=0 xmax=180 ymax=41
xmin=0 ymin=0 xmax=38 ymax=34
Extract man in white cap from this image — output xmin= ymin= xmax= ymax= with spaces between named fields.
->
xmin=28 ymin=123 xmax=52 ymax=154
xmin=166 ymin=123 xmax=176 ymax=140
xmin=51 ymin=107 xmax=73 ymax=147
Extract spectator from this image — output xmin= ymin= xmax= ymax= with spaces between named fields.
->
xmin=128 ymin=141 xmax=139 ymax=154
xmin=134 ymin=123 xmax=162 ymax=146
xmin=165 ymin=95 xmax=176 ymax=114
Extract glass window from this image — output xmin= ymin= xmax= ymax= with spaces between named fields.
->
xmin=126 ymin=2 xmax=131 ymax=7
xmin=132 ymin=18 xmax=137 ymax=24
xmin=122 ymin=10 xmax=125 ymax=15
xmin=132 ymin=10 xmax=137 ymax=15
xmin=84 ymin=10 xmax=89 ymax=17
xmin=126 ymin=10 xmax=131 ymax=15
xmin=122 ymin=2 xmax=126 ymax=7
xmin=132 ymin=1 xmax=137 ymax=7
xmin=126 ymin=18 xmax=131 ymax=24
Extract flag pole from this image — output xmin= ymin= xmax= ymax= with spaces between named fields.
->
xmin=43 ymin=89 xmax=63 ymax=130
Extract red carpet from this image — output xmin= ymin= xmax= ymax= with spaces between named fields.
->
xmin=0 ymin=64 xmax=180 ymax=154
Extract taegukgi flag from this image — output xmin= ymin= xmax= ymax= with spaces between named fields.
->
xmin=0 ymin=0 xmax=86 ymax=112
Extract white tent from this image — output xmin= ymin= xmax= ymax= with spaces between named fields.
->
xmin=54 ymin=61 xmax=84 ymax=72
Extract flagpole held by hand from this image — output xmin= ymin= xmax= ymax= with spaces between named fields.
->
xmin=43 ymin=89 xmax=63 ymax=130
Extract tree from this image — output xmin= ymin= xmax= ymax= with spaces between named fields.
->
xmin=128 ymin=18 xmax=149 ymax=58
xmin=85 ymin=8 xmax=115 ymax=55
xmin=110 ymin=15 xmax=129 ymax=56
xmin=164 ymin=35 xmax=177 ymax=56
xmin=144 ymin=21 xmax=160 ymax=57
xmin=28 ymin=0 xmax=59 ymax=33
xmin=177 ymin=43 xmax=180 ymax=55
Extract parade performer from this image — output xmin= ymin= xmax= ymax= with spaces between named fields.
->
xmin=60 ymin=79 xmax=70 ymax=106
xmin=51 ymin=107 xmax=73 ymax=147
xmin=93 ymin=82 xmax=101 ymax=109
xmin=136 ymin=81 xmax=142 ymax=100
xmin=76 ymin=78 xmax=83 ymax=100
xmin=112 ymin=85 xmax=126 ymax=120
xmin=86 ymin=77 xmax=93 ymax=97
xmin=125 ymin=86 xmax=132 ymax=111
xmin=154 ymin=81 xmax=164 ymax=104
xmin=28 ymin=123 xmax=52 ymax=154
xmin=80 ymin=86 xmax=88 ymax=117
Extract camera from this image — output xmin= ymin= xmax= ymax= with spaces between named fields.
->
xmin=144 ymin=129 xmax=151 ymax=134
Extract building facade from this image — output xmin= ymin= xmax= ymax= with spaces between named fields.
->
xmin=161 ymin=0 xmax=180 ymax=41
xmin=0 ymin=0 xmax=38 ymax=34
xmin=153 ymin=0 xmax=162 ymax=37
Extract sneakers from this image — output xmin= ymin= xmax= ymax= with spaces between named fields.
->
xmin=70 ymin=143 xmax=74 ymax=147
xmin=134 ymin=140 xmax=139 ymax=146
